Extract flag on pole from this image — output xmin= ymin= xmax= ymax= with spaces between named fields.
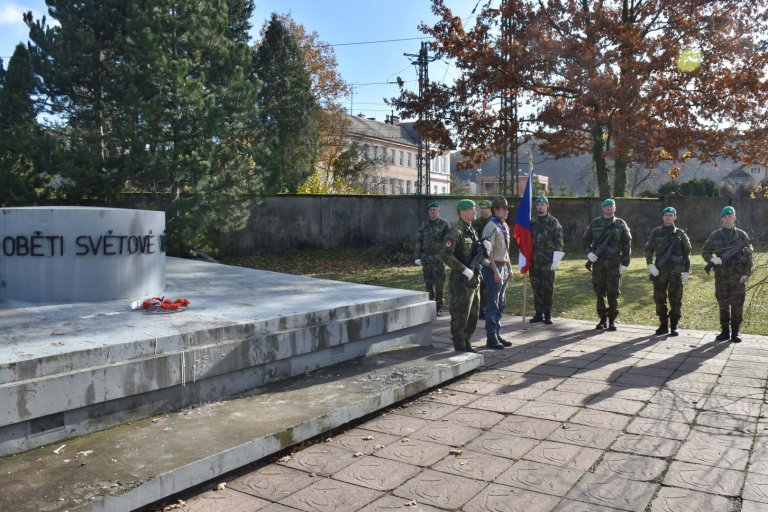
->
xmin=513 ymin=170 xmax=534 ymax=274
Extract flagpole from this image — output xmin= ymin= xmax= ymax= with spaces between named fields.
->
xmin=521 ymin=152 xmax=533 ymax=322
xmin=512 ymin=152 xmax=534 ymax=325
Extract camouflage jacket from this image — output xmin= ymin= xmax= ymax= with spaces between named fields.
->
xmin=644 ymin=225 xmax=692 ymax=272
xmin=416 ymin=218 xmax=450 ymax=261
xmin=472 ymin=216 xmax=491 ymax=237
xmin=701 ymin=227 xmax=752 ymax=277
xmin=441 ymin=218 xmax=480 ymax=285
xmin=531 ymin=213 xmax=564 ymax=267
xmin=583 ymin=216 xmax=632 ymax=266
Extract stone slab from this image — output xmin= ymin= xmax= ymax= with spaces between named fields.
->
xmin=0 ymin=344 xmax=482 ymax=512
xmin=0 ymin=258 xmax=436 ymax=455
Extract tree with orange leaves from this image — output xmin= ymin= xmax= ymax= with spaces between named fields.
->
xmin=391 ymin=0 xmax=768 ymax=197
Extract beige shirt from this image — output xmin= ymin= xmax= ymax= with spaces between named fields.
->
xmin=482 ymin=219 xmax=510 ymax=263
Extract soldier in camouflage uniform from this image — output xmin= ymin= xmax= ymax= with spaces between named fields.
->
xmin=473 ymin=200 xmax=493 ymax=319
xmin=441 ymin=199 xmax=481 ymax=352
xmin=702 ymin=206 xmax=753 ymax=343
xmin=415 ymin=202 xmax=451 ymax=315
xmin=644 ymin=207 xmax=692 ymax=337
xmin=529 ymin=195 xmax=564 ymax=325
xmin=583 ymin=198 xmax=632 ymax=331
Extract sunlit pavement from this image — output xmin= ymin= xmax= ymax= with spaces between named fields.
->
xmin=178 ymin=314 xmax=767 ymax=512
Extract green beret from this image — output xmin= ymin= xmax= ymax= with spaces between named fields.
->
xmin=478 ymin=200 xmax=492 ymax=208
xmin=535 ymin=195 xmax=549 ymax=204
xmin=662 ymin=206 xmax=677 ymax=215
xmin=721 ymin=206 xmax=735 ymax=217
xmin=456 ymin=199 xmax=476 ymax=211
xmin=601 ymin=198 xmax=615 ymax=207
xmin=426 ymin=201 xmax=439 ymax=210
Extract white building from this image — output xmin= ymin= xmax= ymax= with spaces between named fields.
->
xmin=346 ymin=114 xmax=451 ymax=195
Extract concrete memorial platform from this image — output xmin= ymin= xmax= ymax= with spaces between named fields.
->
xmin=0 ymin=257 xmax=440 ymax=457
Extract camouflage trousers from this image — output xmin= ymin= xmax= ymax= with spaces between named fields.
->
xmin=529 ymin=267 xmax=556 ymax=312
xmin=421 ymin=257 xmax=446 ymax=309
xmin=448 ymin=274 xmax=480 ymax=350
xmin=652 ymin=269 xmax=683 ymax=320
xmin=715 ymin=273 xmax=747 ymax=327
xmin=591 ymin=262 xmax=622 ymax=319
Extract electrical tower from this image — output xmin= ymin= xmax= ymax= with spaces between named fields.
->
xmin=498 ymin=0 xmax=518 ymax=196
xmin=405 ymin=42 xmax=437 ymax=195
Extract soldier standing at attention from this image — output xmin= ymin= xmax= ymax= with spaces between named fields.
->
xmin=441 ymin=199 xmax=481 ymax=352
xmin=645 ymin=207 xmax=692 ymax=337
xmin=473 ymin=200 xmax=493 ymax=319
xmin=583 ymin=198 xmax=632 ymax=331
xmin=481 ymin=196 xmax=514 ymax=349
xmin=702 ymin=206 xmax=753 ymax=343
xmin=529 ymin=195 xmax=564 ymax=325
xmin=415 ymin=202 xmax=451 ymax=316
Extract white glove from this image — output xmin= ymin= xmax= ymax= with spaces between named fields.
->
xmin=648 ymin=264 xmax=659 ymax=277
xmin=550 ymin=261 xmax=560 ymax=271
xmin=587 ymin=252 xmax=598 ymax=263
xmin=552 ymin=251 xmax=565 ymax=263
xmin=462 ymin=268 xmax=474 ymax=280
xmin=740 ymin=275 xmax=749 ymax=284
xmin=414 ymin=259 xmax=421 ymax=266
xmin=681 ymin=272 xmax=689 ymax=284
xmin=710 ymin=256 xmax=722 ymax=265
xmin=619 ymin=265 xmax=628 ymax=275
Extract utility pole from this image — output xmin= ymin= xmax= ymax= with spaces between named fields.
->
xmin=498 ymin=0 xmax=518 ymax=196
xmin=405 ymin=42 xmax=437 ymax=195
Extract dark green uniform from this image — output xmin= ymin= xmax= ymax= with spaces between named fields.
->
xmin=441 ymin=218 xmax=481 ymax=350
xmin=472 ymin=216 xmax=491 ymax=317
xmin=530 ymin=213 xmax=564 ymax=319
xmin=583 ymin=216 xmax=632 ymax=323
xmin=416 ymin=217 xmax=451 ymax=311
xmin=702 ymin=227 xmax=752 ymax=336
xmin=644 ymin=225 xmax=691 ymax=326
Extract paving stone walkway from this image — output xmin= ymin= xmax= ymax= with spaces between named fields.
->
xmin=172 ymin=315 xmax=768 ymax=512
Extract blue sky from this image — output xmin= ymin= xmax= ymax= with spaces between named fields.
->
xmin=0 ymin=0 xmax=479 ymax=121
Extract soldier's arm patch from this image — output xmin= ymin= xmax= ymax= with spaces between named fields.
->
xmin=445 ymin=239 xmax=452 ymax=248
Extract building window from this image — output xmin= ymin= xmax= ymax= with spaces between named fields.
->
xmin=399 ymin=151 xmax=404 ymax=166
xmin=407 ymin=153 xmax=412 ymax=167
xmin=371 ymin=146 xmax=378 ymax=159
xmin=442 ymin=186 xmax=446 ymax=194
xmin=389 ymin=149 xmax=396 ymax=165
xmin=407 ymin=180 xmax=411 ymax=193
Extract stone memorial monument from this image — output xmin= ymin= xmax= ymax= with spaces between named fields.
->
xmin=1 ymin=206 xmax=165 ymax=303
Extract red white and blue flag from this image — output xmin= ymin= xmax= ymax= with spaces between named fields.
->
xmin=513 ymin=170 xmax=534 ymax=274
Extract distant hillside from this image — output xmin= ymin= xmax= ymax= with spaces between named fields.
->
xmin=451 ymin=142 xmax=740 ymax=196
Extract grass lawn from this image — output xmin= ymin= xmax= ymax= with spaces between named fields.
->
xmin=222 ymin=248 xmax=768 ymax=336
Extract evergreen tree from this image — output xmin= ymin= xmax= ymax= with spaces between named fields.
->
xmin=253 ymin=15 xmax=321 ymax=193
xmin=24 ymin=0 xmax=264 ymax=255
xmin=125 ymin=0 xmax=264 ymax=254
xmin=0 ymin=44 xmax=51 ymax=206
xmin=24 ymin=0 xmax=133 ymax=203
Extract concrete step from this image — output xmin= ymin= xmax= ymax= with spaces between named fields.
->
xmin=0 ymin=259 xmax=435 ymax=456
xmin=0 ymin=344 xmax=482 ymax=512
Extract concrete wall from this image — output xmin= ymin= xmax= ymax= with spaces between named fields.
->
xmin=215 ymin=195 xmax=768 ymax=254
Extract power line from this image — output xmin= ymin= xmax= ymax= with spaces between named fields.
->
xmin=314 ymin=36 xmax=430 ymax=49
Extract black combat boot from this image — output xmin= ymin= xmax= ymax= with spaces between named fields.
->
xmin=486 ymin=334 xmax=505 ymax=350
xmin=496 ymin=333 xmax=513 ymax=347
xmin=607 ymin=316 xmax=617 ymax=331
xmin=655 ymin=317 xmax=669 ymax=335
xmin=731 ymin=323 xmax=741 ymax=343
xmin=544 ymin=309 xmax=553 ymax=325
xmin=529 ymin=308 xmax=544 ymax=323
xmin=595 ymin=315 xmax=607 ymax=330
xmin=715 ymin=324 xmax=730 ymax=341
xmin=669 ymin=317 xmax=679 ymax=337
